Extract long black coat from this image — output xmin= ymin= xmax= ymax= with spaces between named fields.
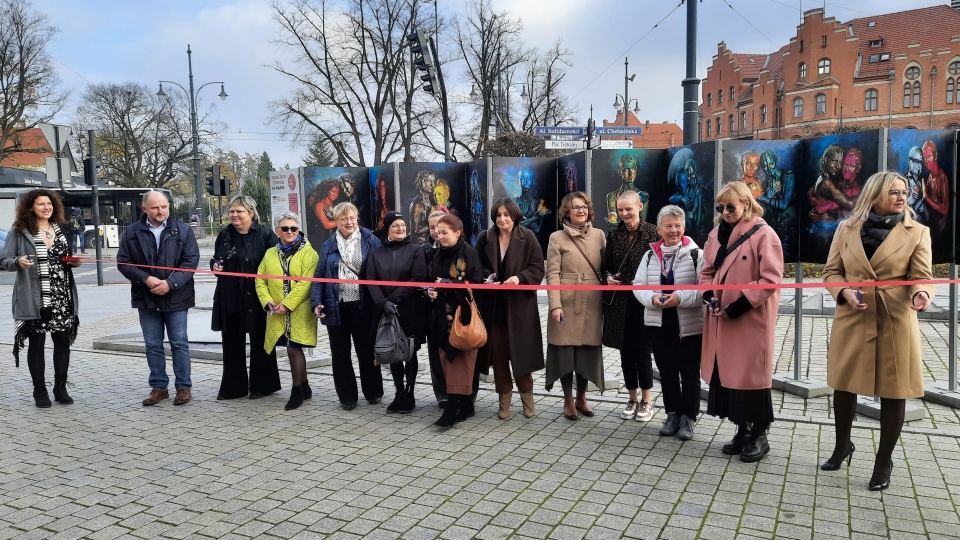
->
xmin=475 ymin=225 xmax=546 ymax=377
xmin=601 ymin=220 xmax=659 ymax=349
xmin=363 ymin=237 xmax=428 ymax=346
xmin=210 ymin=223 xmax=278 ymax=332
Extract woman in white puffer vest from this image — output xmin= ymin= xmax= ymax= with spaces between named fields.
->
xmin=633 ymin=205 xmax=705 ymax=441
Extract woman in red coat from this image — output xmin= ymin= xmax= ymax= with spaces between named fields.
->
xmin=700 ymin=182 xmax=783 ymax=463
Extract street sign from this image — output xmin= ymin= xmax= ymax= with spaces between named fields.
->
xmin=600 ymin=140 xmax=634 ymax=149
xmin=39 ymin=123 xmax=71 ymax=152
xmin=45 ymin=156 xmax=74 ymax=186
xmin=595 ymin=126 xmax=643 ymax=136
xmin=545 ymin=140 xmax=587 ymax=150
xmin=534 ymin=126 xmax=585 ymax=137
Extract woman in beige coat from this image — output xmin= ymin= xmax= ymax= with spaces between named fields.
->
xmin=546 ymin=192 xmax=606 ymax=421
xmin=821 ymin=171 xmax=933 ymax=491
xmin=700 ymin=182 xmax=783 ymax=463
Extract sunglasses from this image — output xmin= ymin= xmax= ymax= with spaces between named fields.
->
xmin=715 ymin=204 xmax=738 ymax=214
xmin=279 ymin=226 xmax=299 ymax=233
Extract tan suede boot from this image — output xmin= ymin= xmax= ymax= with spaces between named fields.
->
xmin=498 ymin=391 xmax=512 ymax=419
xmin=520 ymin=392 xmax=535 ymax=418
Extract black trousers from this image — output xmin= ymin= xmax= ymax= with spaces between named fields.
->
xmin=219 ymin=312 xmax=281 ymax=399
xmin=621 ymin=296 xmax=653 ymax=391
xmin=427 ymin=334 xmax=447 ymax=402
xmin=648 ymin=308 xmax=702 ymax=419
xmin=328 ymin=301 xmax=383 ymax=404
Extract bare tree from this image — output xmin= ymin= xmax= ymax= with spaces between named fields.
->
xmin=515 ymin=40 xmax=578 ymax=131
xmin=269 ymin=0 xmax=440 ymax=166
xmin=0 ymin=0 xmax=67 ymax=163
xmin=73 ymin=82 xmax=221 ymax=189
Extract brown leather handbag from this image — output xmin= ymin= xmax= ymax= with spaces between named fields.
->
xmin=448 ymin=289 xmax=488 ymax=350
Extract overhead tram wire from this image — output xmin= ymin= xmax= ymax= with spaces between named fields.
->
xmin=721 ymin=0 xmax=780 ymax=49
xmin=761 ymin=0 xmax=874 ymax=17
xmin=569 ymin=1 xmax=684 ymax=102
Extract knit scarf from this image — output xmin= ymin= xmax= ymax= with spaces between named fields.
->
xmin=861 ymin=211 xmax=903 ymax=260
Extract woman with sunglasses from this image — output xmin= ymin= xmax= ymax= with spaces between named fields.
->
xmin=700 ymin=182 xmax=783 ymax=463
xmin=311 ymin=202 xmax=383 ymax=410
xmin=255 ymin=212 xmax=319 ymax=410
xmin=821 ymin=172 xmax=933 ymax=491
xmin=545 ymin=192 xmax=606 ymax=421
xmin=211 ymin=195 xmax=281 ymax=401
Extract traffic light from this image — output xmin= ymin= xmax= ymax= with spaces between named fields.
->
xmin=83 ymin=155 xmax=99 ymax=186
xmin=219 ymin=177 xmax=229 ymax=197
xmin=407 ymin=30 xmax=437 ymax=94
xmin=205 ymin=164 xmax=221 ymax=196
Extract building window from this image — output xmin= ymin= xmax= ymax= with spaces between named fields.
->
xmin=913 ymin=81 xmax=921 ymax=108
xmin=729 ymin=114 xmax=734 ymax=133
xmin=815 ymin=93 xmax=826 ymax=115
xmin=905 ymin=66 xmax=921 ymax=80
xmin=864 ymin=89 xmax=878 ymax=111
xmin=716 ymin=118 xmax=721 ymax=135
xmin=818 ymin=58 xmax=831 ymax=75
xmin=904 ymin=83 xmax=912 ymax=108
xmin=948 ymin=79 xmax=954 ymax=105
xmin=707 ymin=93 xmax=712 ymax=106
xmin=718 ymin=89 xmax=724 ymax=104
xmin=740 ymin=111 xmax=747 ymax=129
xmin=706 ymin=120 xmax=712 ymax=137
xmin=869 ymin=39 xmax=884 ymax=47
xmin=793 ymin=97 xmax=803 ymax=118
xmin=730 ymin=86 xmax=736 ymax=101
xmin=761 ymin=105 xmax=768 ymax=124
xmin=869 ymin=54 xmax=879 ymax=63
xmin=949 ymin=61 xmax=960 ymax=104
xmin=799 ymin=62 xmax=807 ymax=80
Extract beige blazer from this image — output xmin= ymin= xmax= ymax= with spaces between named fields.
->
xmin=546 ymin=222 xmax=606 ymax=347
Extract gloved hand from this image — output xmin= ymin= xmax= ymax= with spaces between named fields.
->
xmin=385 ymin=301 xmax=398 ymax=314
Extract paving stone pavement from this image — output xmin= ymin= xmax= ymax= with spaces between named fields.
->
xmin=0 ymin=283 xmax=958 ymax=539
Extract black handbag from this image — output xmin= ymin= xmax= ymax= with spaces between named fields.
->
xmin=374 ymin=310 xmax=413 ymax=365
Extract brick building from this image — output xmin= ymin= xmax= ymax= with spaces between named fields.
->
xmin=699 ymin=4 xmax=960 ymax=141
xmin=601 ymin=111 xmax=683 ymax=149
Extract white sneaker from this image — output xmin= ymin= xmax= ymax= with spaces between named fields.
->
xmin=620 ymin=399 xmax=639 ymax=420
xmin=634 ymin=400 xmax=654 ymax=422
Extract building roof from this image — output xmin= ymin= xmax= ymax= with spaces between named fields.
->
xmin=850 ymin=5 xmax=960 ymax=79
xmin=732 ymin=53 xmax=767 ymax=80
xmin=0 ymin=128 xmax=53 ymax=168
xmin=601 ymin=112 xmax=682 ymax=148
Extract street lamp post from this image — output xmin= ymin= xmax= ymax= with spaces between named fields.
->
xmin=157 ymin=45 xmax=227 ymax=229
xmin=888 ymin=69 xmax=895 ymax=129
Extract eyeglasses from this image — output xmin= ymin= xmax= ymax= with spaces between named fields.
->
xmin=715 ymin=204 xmax=738 ymax=214
xmin=389 ymin=223 xmax=405 ymax=229
xmin=279 ymin=226 xmax=299 ymax=233
xmin=888 ymin=190 xmax=909 ymax=198
xmin=571 ymin=205 xmax=589 ymax=212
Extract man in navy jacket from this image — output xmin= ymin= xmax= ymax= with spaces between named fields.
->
xmin=117 ymin=191 xmax=200 ymax=406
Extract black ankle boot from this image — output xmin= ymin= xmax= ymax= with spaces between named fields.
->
xmin=456 ymin=396 xmax=475 ymax=421
xmin=285 ymin=385 xmax=304 ymax=410
xmin=34 ymin=386 xmax=52 ymax=408
xmin=722 ymin=423 xmax=748 ymax=455
xmin=434 ymin=396 xmax=459 ymax=428
xmin=53 ymin=380 xmax=74 ymax=405
xmin=740 ymin=427 xmax=770 ymax=463
xmin=302 ymin=380 xmax=312 ymax=400
xmin=386 ymin=388 xmax=404 ymax=413
xmin=399 ymin=385 xmax=416 ymax=414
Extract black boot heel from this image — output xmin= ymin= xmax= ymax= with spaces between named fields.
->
xmin=868 ymin=459 xmax=892 ymax=491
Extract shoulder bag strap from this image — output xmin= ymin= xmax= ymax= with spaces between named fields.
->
xmin=567 ymin=231 xmax=604 ymax=283
xmin=714 ymin=223 xmax=763 ymax=270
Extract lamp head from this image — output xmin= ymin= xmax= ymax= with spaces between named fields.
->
xmin=156 ymin=83 xmax=166 ymax=98
xmin=219 ymin=84 xmax=228 ymax=101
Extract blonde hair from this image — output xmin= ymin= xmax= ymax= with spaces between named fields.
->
xmin=332 ymin=202 xmax=359 ymax=220
xmin=228 ymin=195 xmax=259 ymax=221
xmin=715 ymin=182 xmax=763 ymax=223
xmin=847 ymin=171 xmax=912 ymax=228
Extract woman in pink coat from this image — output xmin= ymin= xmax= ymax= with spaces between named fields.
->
xmin=700 ymin=182 xmax=783 ymax=463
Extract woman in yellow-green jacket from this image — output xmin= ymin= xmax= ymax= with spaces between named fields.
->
xmin=255 ymin=211 xmax=320 ymax=411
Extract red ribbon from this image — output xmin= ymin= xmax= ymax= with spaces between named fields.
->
xmin=75 ymin=255 xmax=950 ymax=293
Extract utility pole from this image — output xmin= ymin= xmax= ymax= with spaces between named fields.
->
xmin=682 ymin=0 xmax=700 ymax=145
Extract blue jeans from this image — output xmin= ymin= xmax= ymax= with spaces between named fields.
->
xmin=138 ymin=309 xmax=191 ymax=389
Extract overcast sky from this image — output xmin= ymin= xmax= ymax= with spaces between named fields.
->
xmin=41 ymin=0 xmax=943 ymax=168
